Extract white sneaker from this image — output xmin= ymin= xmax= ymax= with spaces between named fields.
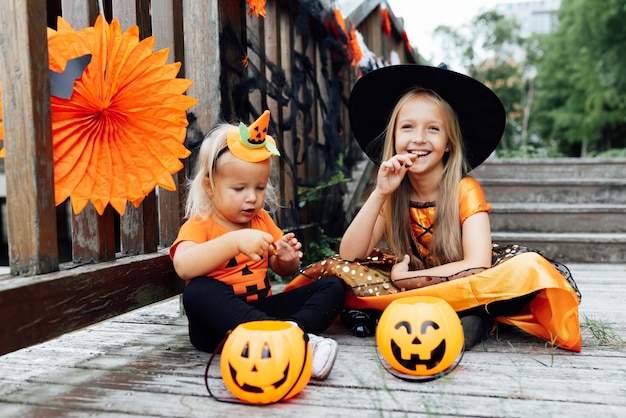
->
xmin=307 ymin=334 xmax=338 ymax=380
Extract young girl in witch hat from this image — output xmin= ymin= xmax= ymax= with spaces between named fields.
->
xmin=289 ymin=64 xmax=581 ymax=352
xmin=169 ymin=110 xmax=345 ymax=379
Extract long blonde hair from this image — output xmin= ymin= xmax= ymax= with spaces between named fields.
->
xmin=381 ymin=88 xmax=470 ymax=269
xmin=184 ymin=123 xmax=278 ymax=220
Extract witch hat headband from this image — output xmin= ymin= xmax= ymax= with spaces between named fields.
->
xmin=225 ymin=110 xmax=280 ymax=162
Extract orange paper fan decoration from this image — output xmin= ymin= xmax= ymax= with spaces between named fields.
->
xmin=49 ymin=16 xmax=197 ymax=215
xmin=0 ymin=21 xmax=92 ymax=159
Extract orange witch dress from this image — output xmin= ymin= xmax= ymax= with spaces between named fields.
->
xmin=285 ymin=177 xmax=582 ymax=352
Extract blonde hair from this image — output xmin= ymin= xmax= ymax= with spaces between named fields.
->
xmin=381 ymin=88 xmax=470 ymax=269
xmin=184 ymin=123 xmax=279 ymax=220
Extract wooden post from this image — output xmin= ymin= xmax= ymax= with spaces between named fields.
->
xmin=218 ymin=0 xmax=247 ymax=121
xmin=113 ymin=0 xmax=152 ymax=39
xmin=0 ymin=0 xmax=58 ymax=275
xmin=278 ymin=6 xmax=297 ymax=228
xmin=182 ymin=0 xmax=221 ymax=134
xmin=60 ymin=0 xmax=98 ymax=28
xmin=152 ymin=0 xmax=186 ymax=247
xmin=61 ymin=0 xmax=117 ymax=263
xmin=121 ymin=195 xmax=158 ymax=255
xmin=112 ymin=0 xmax=160 ymax=255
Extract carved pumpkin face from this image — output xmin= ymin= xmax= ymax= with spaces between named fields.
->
xmin=376 ymin=296 xmax=464 ymax=377
xmin=220 ymin=320 xmax=311 ymax=404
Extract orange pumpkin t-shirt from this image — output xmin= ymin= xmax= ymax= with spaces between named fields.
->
xmin=169 ymin=209 xmax=283 ymax=302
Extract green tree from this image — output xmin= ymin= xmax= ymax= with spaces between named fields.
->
xmin=435 ymin=11 xmax=537 ymax=156
xmin=435 ymin=11 xmax=523 ymax=75
xmin=532 ymin=0 xmax=626 ymax=156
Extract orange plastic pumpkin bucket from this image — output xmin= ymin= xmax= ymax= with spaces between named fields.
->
xmin=220 ymin=320 xmax=312 ymax=404
xmin=376 ymin=296 xmax=464 ymax=379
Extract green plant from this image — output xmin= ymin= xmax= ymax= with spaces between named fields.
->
xmin=505 ymin=341 xmax=527 ymax=399
xmin=301 ymin=228 xmax=340 ymax=267
xmin=297 ymin=171 xmax=350 ymax=208
xmin=531 ymin=332 xmax=561 ymax=367
xmin=588 ymin=148 xmax=626 ymax=158
xmin=582 ymin=314 xmax=625 ymax=346
xmin=493 ymin=143 xmax=565 ymax=159
xmin=545 ymin=332 xmax=561 ymax=367
xmin=269 ymin=228 xmax=339 ymax=284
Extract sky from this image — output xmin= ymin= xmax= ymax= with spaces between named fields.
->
xmin=386 ymin=0 xmax=511 ymax=70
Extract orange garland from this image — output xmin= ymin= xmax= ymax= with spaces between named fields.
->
xmin=329 ymin=9 xmax=364 ymax=67
xmin=381 ymin=8 xmax=392 ymax=37
xmin=402 ymin=30 xmax=412 ymax=53
xmin=246 ymin=0 xmax=267 ymax=18
xmin=348 ymin=23 xmax=363 ymax=66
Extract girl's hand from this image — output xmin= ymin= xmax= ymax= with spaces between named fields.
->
xmin=271 ymin=232 xmax=303 ymax=263
xmin=377 ymin=153 xmax=417 ymax=195
xmin=391 ymin=254 xmax=411 ymax=282
xmin=237 ymin=230 xmax=275 ymax=261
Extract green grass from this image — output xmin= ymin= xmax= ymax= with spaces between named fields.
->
xmin=581 ymin=314 xmax=625 ymax=347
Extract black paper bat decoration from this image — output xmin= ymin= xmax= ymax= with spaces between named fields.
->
xmin=49 ymin=54 xmax=92 ymax=99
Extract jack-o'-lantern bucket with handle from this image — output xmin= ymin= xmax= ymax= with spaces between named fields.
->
xmin=376 ymin=296 xmax=464 ymax=381
xmin=206 ymin=320 xmax=312 ymax=404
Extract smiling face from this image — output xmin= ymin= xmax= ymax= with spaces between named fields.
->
xmin=389 ymin=319 xmax=447 ymax=371
xmin=394 ymin=94 xmax=449 ymax=176
xmin=227 ymin=340 xmax=291 ymax=393
xmin=208 ymin=151 xmax=271 ymax=229
xmin=376 ymin=296 xmax=464 ymax=377
xmin=220 ymin=321 xmax=312 ymax=404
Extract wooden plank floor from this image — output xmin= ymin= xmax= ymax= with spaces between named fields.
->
xmin=0 ymin=263 xmax=625 ymax=417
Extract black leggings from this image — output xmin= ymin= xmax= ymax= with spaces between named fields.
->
xmin=182 ymin=276 xmax=346 ymax=352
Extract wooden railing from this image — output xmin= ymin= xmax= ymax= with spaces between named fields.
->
xmin=0 ymin=0 xmax=417 ymax=356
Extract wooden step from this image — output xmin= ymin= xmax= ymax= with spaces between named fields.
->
xmin=479 ymin=178 xmax=626 ymax=204
xmin=489 ymin=203 xmax=626 ymax=233
xmin=492 ymin=232 xmax=626 ymax=263
xmin=473 ymin=158 xmax=626 ymax=179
